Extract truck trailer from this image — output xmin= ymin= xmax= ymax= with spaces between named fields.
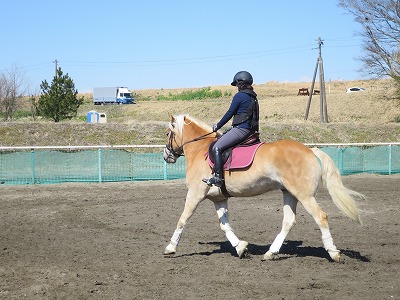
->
xmin=93 ymin=87 xmax=135 ymax=105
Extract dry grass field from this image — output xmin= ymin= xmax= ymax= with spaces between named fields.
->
xmin=84 ymin=79 xmax=399 ymax=124
xmin=1 ymin=79 xmax=399 ymax=146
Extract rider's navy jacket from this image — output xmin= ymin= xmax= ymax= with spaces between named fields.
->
xmin=216 ymin=92 xmax=253 ymax=130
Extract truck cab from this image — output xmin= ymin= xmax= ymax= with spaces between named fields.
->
xmin=116 ymin=87 xmax=135 ymax=104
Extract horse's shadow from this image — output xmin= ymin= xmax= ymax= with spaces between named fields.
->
xmin=167 ymin=240 xmax=369 ymax=262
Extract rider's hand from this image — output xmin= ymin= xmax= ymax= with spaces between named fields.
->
xmin=212 ymin=124 xmax=218 ymax=132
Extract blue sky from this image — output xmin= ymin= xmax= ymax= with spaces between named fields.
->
xmin=1 ymin=0 xmax=363 ymax=93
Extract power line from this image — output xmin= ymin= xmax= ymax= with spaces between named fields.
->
xmin=0 ymin=38 xmax=362 ymax=73
xmin=59 ymin=44 xmax=316 ymax=67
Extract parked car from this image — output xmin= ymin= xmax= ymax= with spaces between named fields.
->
xmin=346 ymin=87 xmax=366 ymax=93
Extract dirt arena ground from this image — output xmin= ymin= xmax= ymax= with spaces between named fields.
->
xmin=0 ymin=174 xmax=399 ymax=300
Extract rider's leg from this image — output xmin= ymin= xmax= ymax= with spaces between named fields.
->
xmin=203 ymin=147 xmax=224 ymax=187
xmin=202 ymin=127 xmax=252 ymax=187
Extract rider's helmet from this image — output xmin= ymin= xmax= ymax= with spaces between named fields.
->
xmin=231 ymin=71 xmax=253 ymax=86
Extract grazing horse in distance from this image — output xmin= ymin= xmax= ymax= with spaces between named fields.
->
xmin=163 ymin=114 xmax=364 ymax=262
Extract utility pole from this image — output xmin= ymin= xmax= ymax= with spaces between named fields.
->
xmin=52 ymin=59 xmax=58 ymax=78
xmin=304 ymin=37 xmax=328 ymax=123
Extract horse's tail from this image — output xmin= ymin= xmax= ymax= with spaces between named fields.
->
xmin=311 ymin=147 xmax=365 ymax=224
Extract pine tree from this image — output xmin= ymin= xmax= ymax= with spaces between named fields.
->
xmin=38 ymin=68 xmax=84 ymax=122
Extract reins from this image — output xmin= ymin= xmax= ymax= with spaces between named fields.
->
xmin=182 ymin=131 xmax=215 ymax=147
xmin=167 ymin=130 xmax=215 ymax=158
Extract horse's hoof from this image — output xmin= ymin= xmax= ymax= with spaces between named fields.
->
xmin=262 ymin=251 xmax=277 ymax=261
xmin=236 ymin=241 xmax=249 ymax=258
xmin=328 ymin=250 xmax=342 ymax=262
xmin=164 ymin=243 xmax=176 ymax=255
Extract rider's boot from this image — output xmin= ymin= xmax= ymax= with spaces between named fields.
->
xmin=202 ymin=149 xmax=224 ymax=188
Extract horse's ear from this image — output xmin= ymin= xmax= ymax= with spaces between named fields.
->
xmin=168 ymin=113 xmax=175 ymax=123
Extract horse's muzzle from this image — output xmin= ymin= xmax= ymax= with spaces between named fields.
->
xmin=163 ymin=146 xmax=178 ymax=163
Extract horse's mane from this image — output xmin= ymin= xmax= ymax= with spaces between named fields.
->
xmin=174 ymin=114 xmax=212 ymax=135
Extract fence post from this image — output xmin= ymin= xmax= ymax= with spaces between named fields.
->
xmin=98 ymin=148 xmax=102 ymax=182
xmin=163 ymin=160 xmax=167 ymax=180
xmin=388 ymin=144 xmax=392 ymax=175
xmin=338 ymin=147 xmax=344 ymax=175
xmin=30 ymin=149 xmax=35 ymax=184
xmin=130 ymin=153 xmax=134 ymax=181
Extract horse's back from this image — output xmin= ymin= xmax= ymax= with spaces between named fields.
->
xmin=257 ymin=139 xmax=316 ymax=161
xmin=254 ymin=139 xmax=321 ymax=190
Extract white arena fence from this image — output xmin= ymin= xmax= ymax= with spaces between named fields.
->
xmin=0 ymin=143 xmax=399 ymax=185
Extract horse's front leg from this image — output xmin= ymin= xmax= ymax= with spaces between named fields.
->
xmin=164 ymin=189 xmax=205 ymax=255
xmin=214 ymin=200 xmax=249 ymax=258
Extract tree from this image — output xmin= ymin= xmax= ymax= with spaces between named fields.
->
xmin=38 ymin=67 xmax=84 ymax=122
xmin=338 ymin=0 xmax=400 ymax=81
xmin=0 ymin=64 xmax=27 ymax=120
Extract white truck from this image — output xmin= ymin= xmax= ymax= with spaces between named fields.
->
xmin=93 ymin=87 xmax=135 ymax=105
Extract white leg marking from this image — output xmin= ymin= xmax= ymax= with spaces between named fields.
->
xmin=214 ymin=201 xmax=248 ymax=258
xmin=164 ymin=227 xmax=184 ymax=255
xmin=321 ymin=228 xmax=341 ymax=262
xmin=269 ymin=232 xmax=286 ymax=254
xmin=171 ymin=227 xmax=183 ymax=246
xmin=226 ymin=230 xmax=240 ymax=248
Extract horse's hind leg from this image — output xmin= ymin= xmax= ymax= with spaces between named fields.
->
xmin=263 ymin=190 xmax=298 ymax=260
xmin=299 ymin=195 xmax=341 ymax=262
xmin=214 ymin=200 xmax=249 ymax=258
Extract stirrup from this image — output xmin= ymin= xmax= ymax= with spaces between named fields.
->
xmin=202 ymin=176 xmax=223 ymax=188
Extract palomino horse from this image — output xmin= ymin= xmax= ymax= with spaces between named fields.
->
xmin=163 ymin=114 xmax=364 ymax=262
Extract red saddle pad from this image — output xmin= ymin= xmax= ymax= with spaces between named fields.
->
xmin=207 ymin=142 xmax=264 ymax=170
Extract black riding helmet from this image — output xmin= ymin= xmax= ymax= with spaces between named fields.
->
xmin=231 ymin=71 xmax=253 ymax=86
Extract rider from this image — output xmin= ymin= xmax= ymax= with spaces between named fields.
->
xmin=202 ymin=71 xmax=259 ymax=188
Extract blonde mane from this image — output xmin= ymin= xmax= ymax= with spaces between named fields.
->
xmin=173 ymin=114 xmax=212 ymax=136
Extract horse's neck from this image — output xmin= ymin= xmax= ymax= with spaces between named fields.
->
xmin=181 ymin=123 xmax=206 ymax=142
xmin=182 ymin=125 xmax=214 ymax=156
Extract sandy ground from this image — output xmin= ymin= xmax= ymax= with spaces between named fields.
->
xmin=0 ymin=174 xmax=399 ymax=300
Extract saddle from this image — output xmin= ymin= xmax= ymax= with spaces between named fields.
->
xmin=207 ymin=133 xmax=263 ymax=171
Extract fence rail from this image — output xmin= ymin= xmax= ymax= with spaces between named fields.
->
xmin=0 ymin=143 xmax=399 ymax=185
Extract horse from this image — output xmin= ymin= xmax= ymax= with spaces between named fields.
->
xmin=163 ymin=114 xmax=365 ymax=262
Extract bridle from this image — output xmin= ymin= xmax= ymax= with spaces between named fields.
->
xmin=165 ymin=122 xmax=214 ymax=159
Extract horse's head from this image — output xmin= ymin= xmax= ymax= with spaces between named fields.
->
xmin=163 ymin=114 xmax=214 ymax=163
xmin=163 ymin=114 xmax=185 ymax=163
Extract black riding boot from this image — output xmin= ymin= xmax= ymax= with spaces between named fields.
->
xmin=202 ymin=149 xmax=224 ymax=187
